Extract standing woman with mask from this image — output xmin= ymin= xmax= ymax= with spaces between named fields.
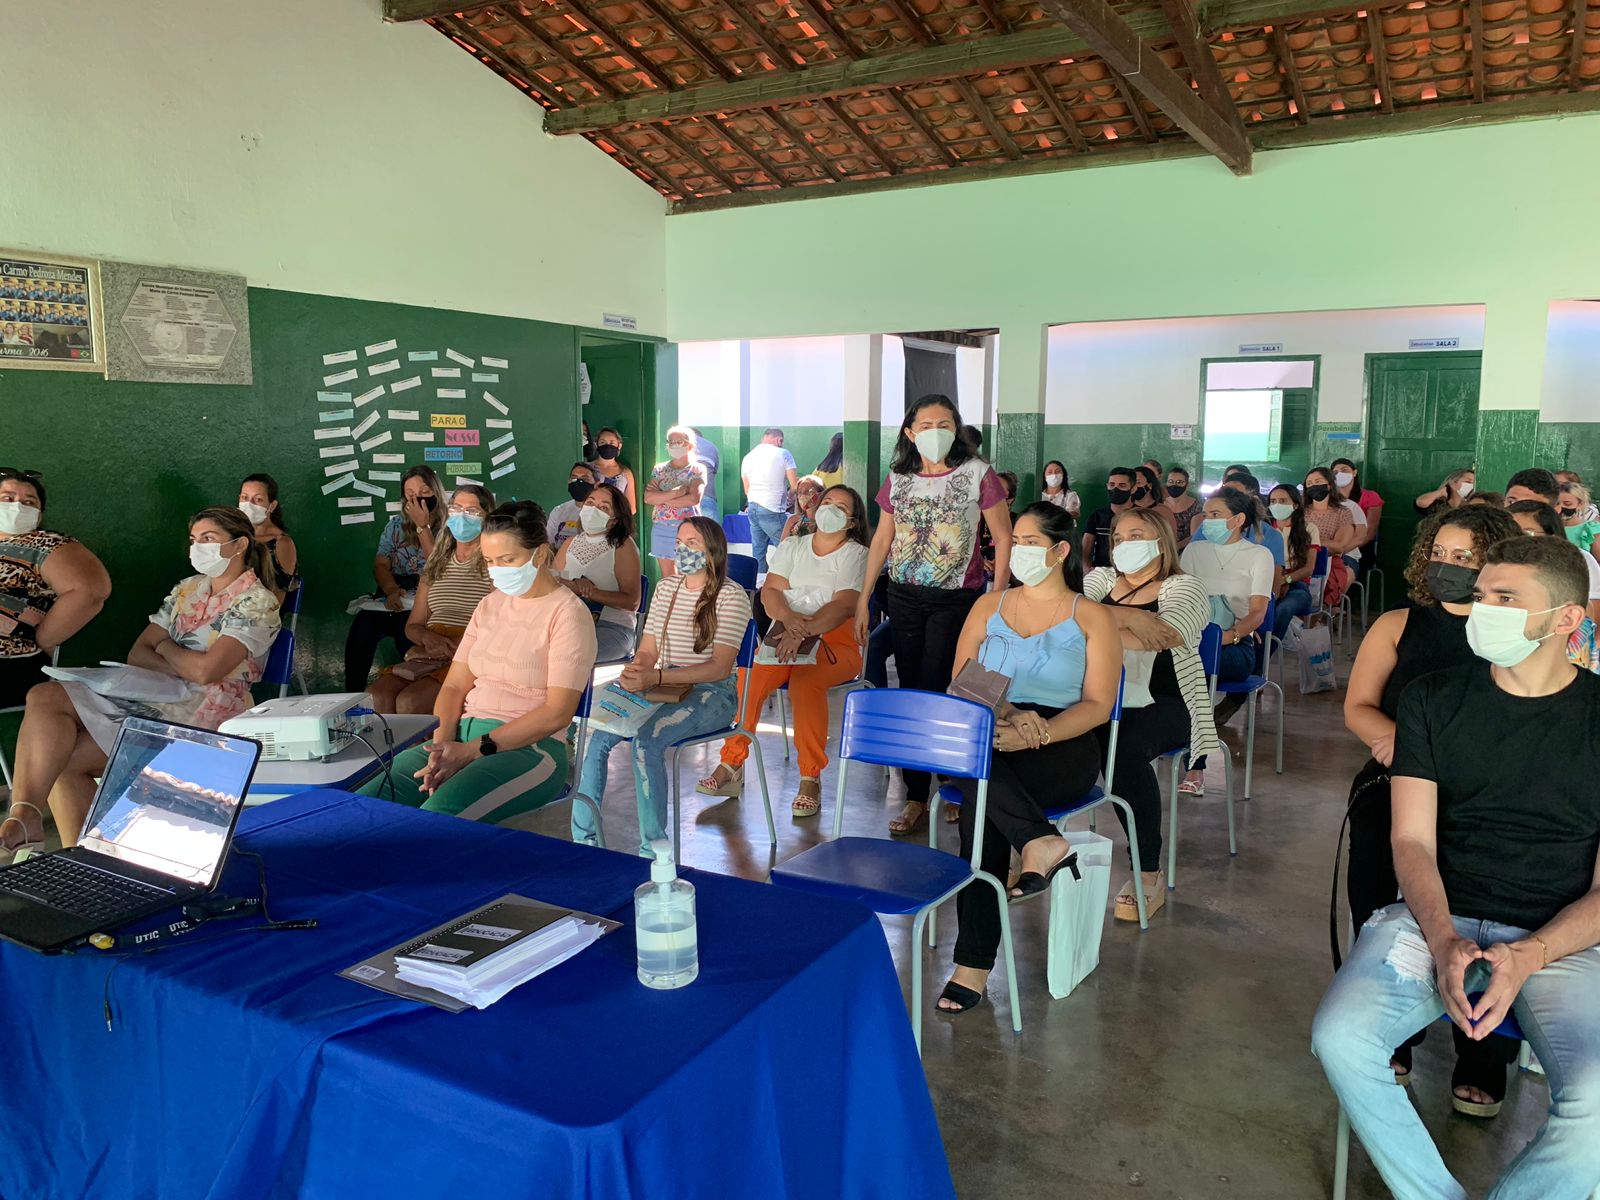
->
xmin=2 ymin=506 xmax=279 ymax=853
xmin=1132 ymin=465 xmax=1178 ymax=535
xmin=645 ymin=425 xmax=707 ymax=577
xmin=368 ymin=485 xmax=495 ymax=715
xmin=934 ymin=502 xmax=1119 ymax=1013
xmin=1163 ymin=466 xmax=1204 ymax=547
xmin=1082 ymin=508 xmax=1219 ymax=920
xmin=553 ymin=482 xmax=642 ymax=664
xmin=573 ymin=517 xmax=752 ymax=855
xmin=344 ymin=464 xmax=442 ymax=692
xmin=1267 ymin=483 xmax=1318 ymax=638
xmin=854 ymin=395 xmax=1014 ymax=836
xmin=1040 ymin=460 xmax=1080 ymax=517
xmin=0 ymin=469 xmax=111 ymax=709
xmin=589 ymin=427 xmax=638 ymax=514
xmin=360 ymin=501 xmax=596 ymax=823
xmin=1341 ymin=505 xmax=1525 ymax=1111
xmin=237 ymin=473 xmax=296 ymax=599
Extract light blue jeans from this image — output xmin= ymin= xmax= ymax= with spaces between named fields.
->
xmin=572 ymin=678 xmax=738 ymax=856
xmin=746 ymin=502 xmax=788 ymax=567
xmin=1312 ymin=903 xmax=1600 ymax=1200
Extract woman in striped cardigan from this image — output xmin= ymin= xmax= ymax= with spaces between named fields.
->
xmin=1082 ymin=508 xmax=1220 ymax=921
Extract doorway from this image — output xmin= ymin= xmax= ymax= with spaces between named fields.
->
xmin=1363 ymin=350 xmax=1483 ymax=599
xmin=1198 ymin=358 xmax=1320 ymax=493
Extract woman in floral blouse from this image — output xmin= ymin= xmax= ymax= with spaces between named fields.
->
xmin=645 ymin=425 xmax=709 ymax=577
xmin=0 ymin=506 xmax=279 ymax=853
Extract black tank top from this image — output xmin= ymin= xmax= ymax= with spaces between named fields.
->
xmin=1380 ymin=604 xmax=1474 ymax=719
xmin=1104 ymin=593 xmax=1180 ymax=700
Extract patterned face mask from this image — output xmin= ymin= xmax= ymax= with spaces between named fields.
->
xmin=675 ymin=545 xmax=707 ymax=575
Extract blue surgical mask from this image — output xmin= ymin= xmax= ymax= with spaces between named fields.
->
xmin=488 ymin=559 xmax=538 ymax=597
xmin=1201 ymin=518 xmax=1234 ymax=543
xmin=447 ymin=513 xmax=482 ymax=541
xmin=675 ymin=545 xmax=707 ymax=575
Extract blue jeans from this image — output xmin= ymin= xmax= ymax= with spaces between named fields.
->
xmin=1312 ymin=904 xmax=1600 ymax=1200
xmin=572 ymin=678 xmax=739 ymax=856
xmin=1274 ymin=582 xmax=1312 ymax=639
xmin=746 ymin=503 xmax=788 ymax=568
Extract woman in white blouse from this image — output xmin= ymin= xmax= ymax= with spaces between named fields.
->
xmin=552 ymin=482 xmax=642 ymax=664
xmin=698 ymin=486 xmax=869 ymax=817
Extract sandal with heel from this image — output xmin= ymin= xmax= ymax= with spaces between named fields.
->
xmin=792 ymin=777 xmax=821 ymax=818
xmin=696 ymin=764 xmax=743 ymax=799
xmin=0 ymin=800 xmax=47 ymax=864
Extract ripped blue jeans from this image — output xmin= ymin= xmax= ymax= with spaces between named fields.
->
xmin=572 ymin=678 xmax=739 ymax=856
xmin=1311 ymin=903 xmax=1600 ymax=1200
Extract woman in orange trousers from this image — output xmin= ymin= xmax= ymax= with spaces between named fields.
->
xmin=697 ymin=486 xmax=869 ymax=817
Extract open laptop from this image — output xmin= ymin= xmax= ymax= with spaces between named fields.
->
xmin=0 ymin=717 xmax=261 ymax=953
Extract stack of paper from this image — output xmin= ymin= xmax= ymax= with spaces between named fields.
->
xmin=389 ymin=895 xmax=616 ymax=1010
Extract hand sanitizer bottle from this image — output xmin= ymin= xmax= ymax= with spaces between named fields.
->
xmin=635 ymin=840 xmax=698 ymax=989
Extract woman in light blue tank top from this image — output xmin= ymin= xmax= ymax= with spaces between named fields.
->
xmin=934 ymin=503 xmax=1123 ymax=1017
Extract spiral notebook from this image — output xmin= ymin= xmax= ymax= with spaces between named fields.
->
xmin=341 ymin=893 xmax=620 ymax=1012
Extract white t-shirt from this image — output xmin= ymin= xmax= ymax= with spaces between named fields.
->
xmin=1180 ymin=538 xmax=1275 ymax=622
xmin=741 ymin=442 xmax=797 ymax=511
xmin=546 ymin=499 xmax=582 ymax=548
xmin=766 ymin=534 xmax=868 ymax=614
xmin=1585 ymin=550 xmax=1600 ymax=602
xmin=1341 ymin=499 xmax=1367 ymax=562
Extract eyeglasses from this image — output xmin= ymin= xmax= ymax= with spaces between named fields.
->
xmin=447 ymin=505 xmax=484 ymax=517
xmin=1430 ymin=547 xmax=1478 ymax=567
xmin=0 ymin=468 xmax=43 ymax=482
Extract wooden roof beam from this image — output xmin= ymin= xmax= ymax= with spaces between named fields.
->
xmin=544 ymin=0 xmax=1355 ymax=133
xmin=1366 ymin=12 xmax=1394 ymax=114
xmin=1035 ymin=0 xmax=1252 ymax=172
xmin=386 ymin=0 xmax=486 ymax=19
xmin=1272 ymin=24 xmax=1311 ymax=122
xmin=1569 ymin=0 xmax=1591 ymax=89
xmin=1161 ymin=0 xmax=1249 ymax=136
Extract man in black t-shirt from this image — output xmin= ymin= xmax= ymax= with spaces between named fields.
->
xmin=1313 ymin=536 xmax=1600 ymax=1198
xmin=1080 ymin=467 xmax=1136 ymax=570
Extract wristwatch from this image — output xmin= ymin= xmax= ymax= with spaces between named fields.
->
xmin=478 ymin=733 xmax=499 ymax=757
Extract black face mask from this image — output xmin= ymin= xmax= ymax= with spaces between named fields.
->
xmin=1107 ymin=487 xmax=1132 ymax=505
xmin=1166 ymin=483 xmax=1187 ymax=499
xmin=1425 ymin=560 xmax=1479 ymax=605
xmin=1132 ymin=486 xmax=1150 ymax=502
xmin=596 ymin=444 xmax=620 ymax=461
xmin=582 ymin=439 xmax=595 ymax=461
xmin=567 ymin=480 xmax=594 ymax=503
xmin=1304 ymin=485 xmax=1330 ymax=503
xmin=420 ymin=495 xmax=438 ymax=512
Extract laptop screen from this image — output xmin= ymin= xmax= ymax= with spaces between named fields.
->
xmin=78 ymin=718 xmax=261 ymax=887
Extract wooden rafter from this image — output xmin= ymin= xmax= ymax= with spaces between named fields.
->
xmin=761 ymin=108 xmax=844 ymax=180
xmin=1025 ymin=65 xmax=1092 ymax=151
xmin=954 ymin=78 xmax=1025 ymax=159
xmin=1569 ymin=0 xmax=1591 ymax=89
xmin=1366 ymin=12 xmax=1394 ymax=114
xmin=544 ymin=0 xmax=1356 ymax=133
xmin=452 ymin=10 xmax=604 ymax=101
xmin=1161 ymin=0 xmax=1249 ymax=135
xmin=633 ymin=0 xmax=737 ymax=80
xmin=1469 ymin=0 xmax=1485 ymax=101
xmin=1034 ymin=0 xmax=1250 ymax=170
xmin=386 ymin=0 xmax=478 ymax=19
xmin=1272 ymin=23 xmax=1311 ymax=122
xmin=1103 ymin=62 xmax=1159 ymax=141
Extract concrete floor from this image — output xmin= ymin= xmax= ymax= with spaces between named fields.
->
xmin=510 ymin=629 xmax=1550 ymax=1199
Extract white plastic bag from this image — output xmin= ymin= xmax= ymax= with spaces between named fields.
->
xmin=43 ymin=663 xmax=198 ymax=703
xmin=1279 ymin=615 xmax=1306 ymax=656
xmin=587 ymin=681 xmax=662 ymax=737
xmin=1047 ymin=830 xmax=1113 ymax=999
xmin=1298 ymin=622 xmax=1336 ymax=694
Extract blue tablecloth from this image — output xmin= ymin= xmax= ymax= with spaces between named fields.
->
xmin=0 ymin=791 xmax=952 ymax=1200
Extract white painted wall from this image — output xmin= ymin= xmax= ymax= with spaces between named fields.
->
xmin=1541 ymin=300 xmax=1600 ymax=423
xmin=677 ymin=340 xmax=743 ymax=425
xmin=0 ymin=0 xmax=667 ymax=332
xmin=678 ymin=334 xmax=868 ymax=426
xmin=1046 ymin=305 xmax=1487 ymax=425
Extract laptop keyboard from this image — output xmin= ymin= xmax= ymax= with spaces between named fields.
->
xmin=0 ymin=854 xmax=174 ymax=923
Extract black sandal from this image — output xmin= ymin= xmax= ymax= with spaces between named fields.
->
xmin=1009 ymin=852 xmax=1081 ymax=902
xmin=936 ymin=981 xmax=984 ymax=1014
xmin=1451 ymin=1048 xmax=1509 ymax=1118
xmin=1391 ymin=1042 xmax=1414 ymax=1086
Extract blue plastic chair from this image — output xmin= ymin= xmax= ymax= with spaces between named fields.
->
xmin=727 ymin=553 xmax=760 ymax=592
xmin=1210 ymin=596 xmax=1283 ymax=800
xmin=0 ymin=646 xmax=58 ymax=788
xmin=1163 ymin=624 xmax=1238 ymax=889
xmin=770 ymin=689 xmax=1014 ymax=1053
xmin=264 ymin=578 xmax=309 ymax=699
xmin=929 ymin=672 xmax=1153 ymax=930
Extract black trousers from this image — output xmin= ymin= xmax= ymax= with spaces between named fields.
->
xmin=1095 ymin=692 xmax=1190 ymax=871
xmin=343 ymin=609 xmax=414 ymax=693
xmin=1346 ymin=758 xmax=1519 ymax=1067
xmin=952 ymin=729 xmax=1102 ymax=971
xmin=886 ymin=581 xmax=982 ymax=805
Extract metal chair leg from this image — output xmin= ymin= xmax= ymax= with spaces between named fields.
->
xmin=669 ymin=747 xmax=682 ymax=866
xmin=1243 ymin=693 xmax=1257 ymax=801
xmin=745 ymin=736 xmax=777 ymax=850
xmin=910 ymin=908 xmax=928 ymax=1055
xmin=1166 ymin=756 xmax=1181 ymax=889
xmin=0 ymin=743 xmax=11 ymax=789
xmin=982 ymin=871 xmax=1023 ymax=1034
xmin=1333 ymin=1107 xmax=1350 ymax=1200
xmin=1112 ymin=797 xmax=1147 ymax=930
xmin=777 ymin=688 xmax=790 ymax=762
xmin=1263 ymin=680 xmax=1285 ymax=774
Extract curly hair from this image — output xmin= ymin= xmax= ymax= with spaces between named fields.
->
xmin=1403 ymin=504 xmax=1522 ymax=605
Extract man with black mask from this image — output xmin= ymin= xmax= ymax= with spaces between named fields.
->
xmin=1338 ymin=505 xmax=1526 ymax=1116
xmin=1082 ymin=467 xmax=1137 ymax=569
xmin=546 ymin=462 xmax=599 ymax=549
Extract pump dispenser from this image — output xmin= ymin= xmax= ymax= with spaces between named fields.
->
xmin=635 ymin=840 xmax=698 ymax=989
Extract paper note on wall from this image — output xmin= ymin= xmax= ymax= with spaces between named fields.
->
xmin=360 ymin=431 xmax=393 ymax=451
xmin=314 ymin=427 xmax=351 ymax=440
xmin=444 ymin=429 xmax=479 ymax=446
xmin=424 ymin=447 xmax=464 ymax=462
xmin=391 ymin=376 xmax=421 ymax=393
xmin=322 ymin=473 xmax=357 ymax=495
xmin=322 ymin=350 xmax=357 ymax=366
xmin=318 ymin=391 xmax=352 ymax=404
xmin=323 ymin=368 xmax=358 ymax=387
xmin=365 ymin=338 xmax=398 ymax=356
xmin=319 ymin=408 xmax=354 ymax=422
xmin=485 ymin=418 xmax=512 ymax=429
xmin=368 ymin=470 xmax=402 ymax=482
xmin=488 ymin=432 xmax=514 ymax=450
xmin=430 ymin=413 xmax=467 ymax=428
xmin=387 ymin=409 xmax=419 ymax=421
xmin=490 ymin=463 xmax=515 ymax=480
xmin=403 ymin=432 xmax=435 ymax=443
xmin=445 ymin=349 xmax=474 ymax=367
xmin=319 ymin=445 xmax=356 ymax=459
xmin=368 ymin=359 xmax=400 ymax=376
xmin=471 ymin=373 xmax=498 ymax=383
xmin=354 ymin=386 xmax=384 ymax=407
xmin=491 ymin=446 xmax=516 ymax=466
xmin=338 ymin=496 xmax=373 ymax=508
xmin=483 ymin=392 xmax=508 ymax=415
xmin=431 ymin=367 xmax=461 ymax=378
xmin=373 ymin=453 xmax=406 ymax=464
xmin=482 ymin=356 xmax=508 ymax=369
xmin=437 ymin=389 xmax=466 ymax=400
xmin=324 ymin=460 xmax=359 ymax=476
xmin=352 ymin=480 xmax=386 ymax=498
xmin=341 ymin=512 xmax=376 ymax=526
xmin=408 ymin=350 xmax=438 ymax=362
xmin=351 ymin=410 xmax=380 ymax=440
xmin=452 ymin=463 xmax=483 ymax=476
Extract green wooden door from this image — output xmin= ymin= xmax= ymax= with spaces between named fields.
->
xmin=1364 ymin=351 xmax=1482 ymax=606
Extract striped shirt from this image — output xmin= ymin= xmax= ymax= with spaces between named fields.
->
xmin=1083 ymin=568 xmax=1221 ymax=761
xmin=425 ymin=552 xmax=493 ymax=627
xmin=644 ymin=576 xmax=752 ymax=670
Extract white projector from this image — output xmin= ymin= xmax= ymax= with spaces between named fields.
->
xmin=220 ymin=693 xmax=375 ymax=762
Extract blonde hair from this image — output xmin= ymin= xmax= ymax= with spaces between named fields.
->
xmin=422 ymin=484 xmax=495 ymax=585
xmin=1110 ymin=507 xmax=1182 ymax=579
xmin=1560 ymin=480 xmax=1591 ymax=509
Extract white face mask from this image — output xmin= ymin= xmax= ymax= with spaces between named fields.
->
xmin=1465 ymin=601 xmax=1564 ymax=667
xmin=189 ymin=540 xmax=238 ymax=578
xmin=0 ymin=501 xmax=41 ymax=536
xmin=1111 ymin=539 xmax=1161 ymax=575
xmin=813 ymin=503 xmax=848 ymax=534
xmin=1010 ymin=545 xmax=1059 ymax=587
xmin=1334 ymin=471 xmax=1355 ymax=489
xmin=1268 ymin=502 xmax=1295 ymax=522
xmin=1457 ymin=481 xmax=1475 ymax=498
xmin=579 ymin=505 xmax=611 ymax=534
xmin=488 ymin=558 xmax=539 ymax=597
xmin=912 ymin=427 xmax=955 ymax=463
xmin=239 ymin=501 xmax=270 ymax=526
xmin=1044 ymin=473 xmax=1063 ymax=488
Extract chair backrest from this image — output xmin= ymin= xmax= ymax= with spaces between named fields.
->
xmin=1256 ymin=596 xmax=1277 ymax=672
xmin=733 ymin=618 xmax=761 ymax=670
xmin=836 ymin=688 xmax=994 ymax=780
xmin=727 ymin=553 xmax=759 ymax=591
xmin=1312 ymin=546 xmax=1329 ymax=579
xmin=263 ymin=627 xmax=295 ymax=690
xmin=637 ymin=573 xmax=652 ymax=613
xmin=1198 ymin=623 xmax=1223 ymax=676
